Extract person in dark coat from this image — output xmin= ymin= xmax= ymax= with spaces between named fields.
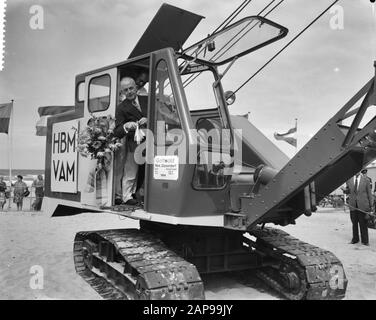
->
xmin=345 ymin=169 xmax=373 ymax=245
xmin=13 ymin=175 xmax=28 ymax=211
xmin=114 ymin=77 xmax=148 ymax=205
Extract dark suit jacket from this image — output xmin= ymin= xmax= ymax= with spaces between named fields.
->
xmin=346 ymin=175 xmax=373 ymax=212
xmin=114 ymin=96 xmax=148 ymax=152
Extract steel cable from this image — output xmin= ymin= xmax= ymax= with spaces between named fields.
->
xmin=231 ymin=0 xmax=340 ymax=97
xmin=182 ymin=0 xmax=281 ymax=88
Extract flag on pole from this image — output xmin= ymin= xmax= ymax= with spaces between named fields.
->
xmin=274 ymin=119 xmax=297 ymax=147
xmin=36 ymin=105 xmax=75 ymax=136
xmin=0 ymin=102 xmax=13 ymax=134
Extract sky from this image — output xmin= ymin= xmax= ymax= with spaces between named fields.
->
xmin=0 ymin=0 xmax=375 ymax=169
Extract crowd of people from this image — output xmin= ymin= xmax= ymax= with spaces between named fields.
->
xmin=0 ymin=174 xmax=44 ymax=212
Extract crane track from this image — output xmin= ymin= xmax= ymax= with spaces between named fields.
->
xmin=73 ymin=227 xmax=347 ymax=300
xmin=247 ymin=226 xmax=348 ymax=300
xmin=73 ymin=229 xmax=205 ymax=300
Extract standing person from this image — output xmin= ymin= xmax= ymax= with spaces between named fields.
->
xmin=114 ymin=77 xmax=148 ymax=205
xmin=135 ymin=71 xmax=149 ymax=96
xmin=0 ymin=176 xmax=7 ymax=211
xmin=13 ymin=175 xmax=28 ymax=211
xmin=345 ymin=169 xmax=373 ymax=246
xmin=32 ymin=175 xmax=44 ymax=211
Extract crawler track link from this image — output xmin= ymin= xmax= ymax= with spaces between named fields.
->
xmin=73 ymin=229 xmax=205 ymax=300
xmin=247 ymin=226 xmax=348 ymax=300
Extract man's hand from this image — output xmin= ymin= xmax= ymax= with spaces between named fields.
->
xmin=124 ymin=121 xmax=137 ymax=132
xmin=138 ymin=117 xmax=148 ymax=126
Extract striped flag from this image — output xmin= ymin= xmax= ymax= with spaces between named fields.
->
xmin=36 ymin=105 xmax=75 ymax=136
xmin=0 ymin=102 xmax=12 ymax=134
xmin=274 ymin=119 xmax=297 ymax=147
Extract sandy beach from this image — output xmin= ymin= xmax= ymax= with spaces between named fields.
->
xmin=0 ymin=207 xmax=375 ymax=300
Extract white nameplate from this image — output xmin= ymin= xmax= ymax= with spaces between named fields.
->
xmin=153 ymin=156 xmax=179 ymax=181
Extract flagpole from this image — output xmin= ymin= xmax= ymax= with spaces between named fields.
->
xmin=8 ymin=100 xmax=13 ymax=208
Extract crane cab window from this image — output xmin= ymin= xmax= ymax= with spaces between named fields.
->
xmin=154 ymin=60 xmax=182 ymax=146
xmin=76 ymin=81 xmax=85 ymax=102
xmin=193 ymin=151 xmax=231 ymax=189
xmin=181 ymin=70 xmax=218 ymax=112
xmin=88 ymin=74 xmax=111 ymax=112
xmin=180 ymin=68 xmax=230 ymax=141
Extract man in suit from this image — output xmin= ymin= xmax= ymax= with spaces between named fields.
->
xmin=135 ymin=71 xmax=149 ymax=96
xmin=114 ymin=77 xmax=148 ymax=205
xmin=345 ymin=169 xmax=373 ymax=245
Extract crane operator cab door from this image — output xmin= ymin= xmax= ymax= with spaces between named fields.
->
xmin=79 ymin=68 xmax=118 ymax=208
xmin=144 ymin=50 xmax=189 ymax=215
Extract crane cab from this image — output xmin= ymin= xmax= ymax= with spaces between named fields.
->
xmin=43 ymin=5 xmax=288 ymax=228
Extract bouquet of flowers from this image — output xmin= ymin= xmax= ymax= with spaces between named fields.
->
xmin=77 ymin=114 xmax=122 ymax=169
